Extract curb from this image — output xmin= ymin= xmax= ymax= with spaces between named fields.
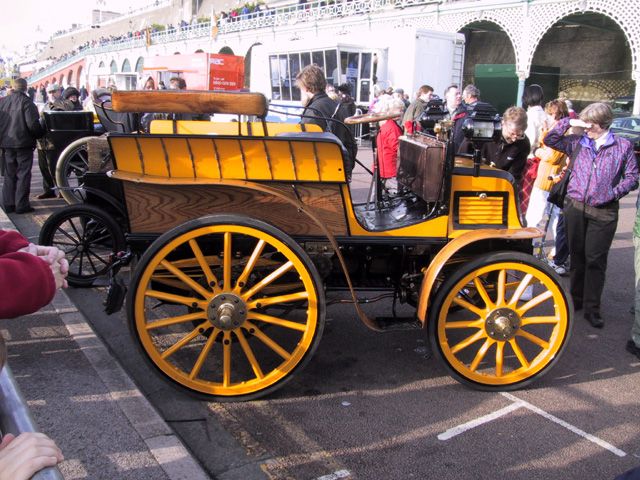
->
xmin=0 ymin=208 xmax=210 ymax=480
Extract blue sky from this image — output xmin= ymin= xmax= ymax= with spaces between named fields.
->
xmin=0 ymin=0 xmax=146 ymax=59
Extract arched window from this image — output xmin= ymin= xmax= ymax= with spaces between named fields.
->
xmin=134 ymin=57 xmax=144 ymax=73
xmin=67 ymin=70 xmax=73 ymax=86
xmin=121 ymin=58 xmax=131 ymax=72
xmin=110 ymin=60 xmax=118 ymax=73
xmin=76 ymin=66 xmax=83 ymax=88
xmin=219 ymin=46 xmax=234 ymax=55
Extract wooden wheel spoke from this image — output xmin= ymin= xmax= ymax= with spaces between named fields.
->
xmin=452 ymin=296 xmax=485 ymax=317
xmin=518 ymin=290 xmax=553 ymax=314
xmin=222 ymin=331 xmax=232 ymax=387
xmin=236 ymin=329 xmax=265 ymax=379
xmin=146 ymin=311 xmax=208 ymax=330
xmin=508 ymin=273 xmax=533 ymax=305
xmin=508 ymin=338 xmax=530 ymax=369
xmin=247 ymin=291 xmax=309 ymax=309
xmin=189 ymin=329 xmax=220 ymax=379
xmin=160 ymin=259 xmax=212 ymax=299
xmin=450 ymin=330 xmax=485 ymax=355
xmin=495 ymin=341 xmax=504 ymax=377
xmin=245 ymin=321 xmax=291 ymax=360
xmin=188 ymin=239 xmax=219 ymax=291
xmin=517 ymin=329 xmax=550 ymax=349
xmin=223 ymin=232 xmax=232 ymax=290
xmin=145 ymin=288 xmax=206 ymax=309
xmin=234 ymin=239 xmax=265 ymax=293
xmin=160 ymin=322 xmax=208 ymax=359
xmin=242 ymin=261 xmax=294 ymax=300
xmin=56 ymin=225 xmax=80 ymax=245
xmin=248 ymin=311 xmax=308 ymax=332
xmin=469 ymin=338 xmax=495 ymax=372
xmin=496 ymin=269 xmax=506 ymax=306
xmin=521 ymin=315 xmax=559 ymax=326
xmin=473 ymin=277 xmax=494 ymax=310
xmin=445 ymin=318 xmax=484 ymax=329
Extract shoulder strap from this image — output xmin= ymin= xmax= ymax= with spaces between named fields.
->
xmin=567 ymin=143 xmax=582 ymax=170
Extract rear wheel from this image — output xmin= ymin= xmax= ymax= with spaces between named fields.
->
xmin=127 ymin=215 xmax=325 ymax=401
xmin=55 ymin=137 xmax=112 ymax=204
xmin=429 ymin=252 xmax=571 ymax=390
xmin=39 ymin=204 xmax=125 ymax=287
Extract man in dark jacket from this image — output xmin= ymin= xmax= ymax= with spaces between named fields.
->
xmin=0 ymin=78 xmax=44 ymax=213
xmin=296 ymin=65 xmax=357 ymax=178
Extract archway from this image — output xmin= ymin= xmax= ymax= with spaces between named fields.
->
xmin=219 ymin=46 xmax=234 ymax=55
xmin=244 ymin=42 xmax=262 ymax=89
xmin=531 ymin=12 xmax=633 ymax=112
xmin=67 ymin=70 xmax=73 ymax=87
xmin=459 ymin=21 xmax=516 ymax=113
xmin=76 ymin=66 xmax=83 ymax=88
xmin=121 ymin=58 xmax=131 ymax=72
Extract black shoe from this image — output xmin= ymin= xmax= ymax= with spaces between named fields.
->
xmin=35 ymin=191 xmax=56 ymax=199
xmin=3 ymin=205 xmax=15 ymax=213
xmin=15 ymin=206 xmax=35 ymax=214
xmin=584 ymin=312 xmax=604 ymax=328
xmin=626 ymin=340 xmax=640 ymax=360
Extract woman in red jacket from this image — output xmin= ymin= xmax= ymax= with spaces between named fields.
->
xmin=0 ymin=230 xmax=68 ymax=319
xmin=374 ymin=96 xmax=406 ymax=190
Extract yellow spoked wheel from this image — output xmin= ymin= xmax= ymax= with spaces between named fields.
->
xmin=127 ymin=215 xmax=325 ymax=401
xmin=429 ymin=252 xmax=572 ymax=390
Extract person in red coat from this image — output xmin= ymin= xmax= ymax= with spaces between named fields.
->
xmin=0 ymin=230 xmax=68 ymax=319
xmin=374 ymin=96 xmax=406 ymax=188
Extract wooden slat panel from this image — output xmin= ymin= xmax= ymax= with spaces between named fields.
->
xmin=124 ymin=182 xmax=348 ymax=236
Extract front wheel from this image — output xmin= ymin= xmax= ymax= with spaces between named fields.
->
xmin=429 ymin=252 xmax=571 ymax=390
xmin=127 ymin=214 xmax=325 ymax=401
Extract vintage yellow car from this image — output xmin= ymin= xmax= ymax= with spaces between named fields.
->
xmin=41 ymin=90 xmax=572 ymax=401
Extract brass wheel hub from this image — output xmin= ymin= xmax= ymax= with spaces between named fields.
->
xmin=207 ymin=293 xmax=247 ymax=330
xmin=485 ymin=307 xmax=521 ymax=341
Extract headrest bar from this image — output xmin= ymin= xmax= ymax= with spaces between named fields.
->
xmin=111 ymin=90 xmax=268 ymax=117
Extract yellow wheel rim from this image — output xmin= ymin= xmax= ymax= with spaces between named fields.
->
xmin=437 ymin=261 xmax=569 ymax=386
xmin=133 ymin=224 xmax=320 ymax=397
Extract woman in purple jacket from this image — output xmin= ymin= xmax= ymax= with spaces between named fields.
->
xmin=545 ymin=102 xmax=639 ymax=328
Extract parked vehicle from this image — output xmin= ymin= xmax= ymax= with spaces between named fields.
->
xmin=611 ymin=116 xmax=640 ymax=158
xmin=40 ymin=90 xmax=573 ymax=401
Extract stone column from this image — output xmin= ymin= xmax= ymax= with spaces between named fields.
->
xmin=516 ymin=70 xmax=527 ymax=108
xmin=633 ymin=71 xmax=640 ymax=116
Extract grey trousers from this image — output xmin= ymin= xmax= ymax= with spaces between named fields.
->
xmin=2 ymin=148 xmax=34 ymax=211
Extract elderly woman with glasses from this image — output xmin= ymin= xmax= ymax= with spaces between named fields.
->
xmin=545 ymin=102 xmax=639 ymax=328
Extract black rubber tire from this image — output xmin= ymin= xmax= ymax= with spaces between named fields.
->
xmin=39 ymin=204 xmax=126 ymax=287
xmin=428 ymin=251 xmax=572 ymax=391
xmin=127 ymin=214 xmax=326 ymax=402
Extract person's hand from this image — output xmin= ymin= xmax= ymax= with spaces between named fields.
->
xmin=49 ymin=257 xmax=69 ymax=289
xmin=569 ymin=118 xmax=592 ymax=129
xmin=17 ymin=244 xmax=68 ymax=289
xmin=0 ymin=432 xmax=63 ymax=480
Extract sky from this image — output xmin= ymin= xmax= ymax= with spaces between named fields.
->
xmin=0 ymin=0 xmax=151 ymax=59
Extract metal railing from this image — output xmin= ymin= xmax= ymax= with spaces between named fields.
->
xmin=0 ymin=362 xmax=64 ymax=480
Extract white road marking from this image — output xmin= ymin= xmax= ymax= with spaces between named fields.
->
xmin=437 ymin=401 xmax=525 ymax=440
xmin=502 ymin=393 xmax=627 ymax=458
xmin=316 ymin=470 xmax=352 ymax=480
xmin=438 ymin=392 xmax=627 ymax=458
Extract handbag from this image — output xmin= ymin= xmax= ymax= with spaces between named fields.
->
xmin=547 ymin=144 xmax=582 ymax=208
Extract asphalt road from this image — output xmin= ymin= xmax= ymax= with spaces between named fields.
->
xmin=8 ymin=159 xmax=640 ymax=480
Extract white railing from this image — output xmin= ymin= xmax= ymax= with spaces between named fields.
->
xmin=29 ymin=0 xmax=451 ymax=83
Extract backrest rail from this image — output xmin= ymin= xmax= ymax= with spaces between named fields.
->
xmin=286 ymin=140 xmax=299 ymax=181
xmin=236 ymin=139 xmax=249 ymax=179
xmin=210 ymin=138 xmax=222 ymax=179
xmin=160 ymin=138 xmax=172 ymax=178
xmin=261 ymin=139 xmax=275 ymax=181
xmin=185 ymin=139 xmax=197 ymax=179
